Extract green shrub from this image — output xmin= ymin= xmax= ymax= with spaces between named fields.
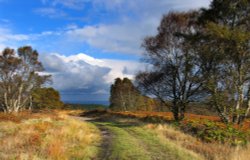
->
xmin=181 ymin=120 xmax=248 ymax=145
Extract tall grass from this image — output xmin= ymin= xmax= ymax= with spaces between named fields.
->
xmin=146 ymin=123 xmax=250 ymax=160
xmin=0 ymin=111 xmax=101 ymax=160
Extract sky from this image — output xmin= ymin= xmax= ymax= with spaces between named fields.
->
xmin=0 ymin=0 xmax=211 ymax=103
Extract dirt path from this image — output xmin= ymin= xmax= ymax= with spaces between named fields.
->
xmin=95 ymin=124 xmax=113 ymax=160
xmin=76 ymin=116 xmax=202 ymax=160
xmin=75 ymin=116 xmax=114 ymax=160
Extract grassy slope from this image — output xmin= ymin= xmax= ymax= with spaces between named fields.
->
xmin=94 ymin=120 xmax=202 ymax=160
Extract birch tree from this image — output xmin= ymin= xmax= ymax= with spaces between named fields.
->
xmin=196 ymin=0 xmax=250 ymax=124
xmin=0 ymin=46 xmax=50 ymax=113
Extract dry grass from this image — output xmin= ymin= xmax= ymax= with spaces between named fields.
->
xmin=112 ymin=111 xmax=221 ymax=121
xmin=109 ymin=111 xmax=250 ymax=143
xmin=0 ymin=111 xmax=101 ymax=160
xmin=145 ymin=123 xmax=250 ymax=160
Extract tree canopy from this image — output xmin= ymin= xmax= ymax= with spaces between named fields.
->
xmin=0 ymin=46 xmax=51 ymax=113
xmin=194 ymin=0 xmax=250 ymax=124
xmin=136 ymin=11 xmax=204 ymax=121
xmin=32 ymin=87 xmax=64 ymax=110
xmin=110 ymin=78 xmax=159 ymax=112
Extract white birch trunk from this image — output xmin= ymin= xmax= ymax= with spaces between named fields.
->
xmin=235 ymin=85 xmax=244 ymax=123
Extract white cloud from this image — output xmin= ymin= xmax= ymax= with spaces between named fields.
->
xmin=93 ymin=0 xmax=211 ymax=13
xmin=64 ymin=0 xmax=211 ymax=55
xmin=33 ymin=0 xmax=212 ymax=55
xmin=0 ymin=28 xmax=29 ymax=42
xmin=66 ymin=23 xmax=148 ymax=54
xmin=0 ymin=27 xmax=30 ymax=50
xmin=40 ymin=53 xmax=143 ymax=94
xmin=0 ymin=26 xmax=63 ymax=51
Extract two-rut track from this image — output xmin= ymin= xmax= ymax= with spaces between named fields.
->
xmin=76 ymin=116 xmax=202 ymax=160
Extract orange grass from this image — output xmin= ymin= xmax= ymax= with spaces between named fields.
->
xmin=0 ymin=110 xmax=101 ymax=160
xmin=111 ymin=111 xmax=250 ymax=130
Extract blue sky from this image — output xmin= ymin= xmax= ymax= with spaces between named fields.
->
xmin=0 ymin=0 xmax=211 ymax=103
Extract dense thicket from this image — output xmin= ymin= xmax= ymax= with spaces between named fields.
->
xmin=0 ymin=46 xmax=50 ymax=113
xmin=136 ymin=0 xmax=250 ymax=124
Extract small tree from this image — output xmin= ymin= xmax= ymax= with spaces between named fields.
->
xmin=0 ymin=46 xmax=50 ymax=113
xmin=32 ymin=87 xmax=64 ymax=110
xmin=110 ymin=78 xmax=157 ymax=111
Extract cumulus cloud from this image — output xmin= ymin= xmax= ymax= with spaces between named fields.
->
xmin=66 ymin=23 xmax=149 ymax=54
xmin=40 ymin=53 xmax=144 ymax=101
xmin=32 ymin=0 xmax=212 ymax=55
xmin=63 ymin=0 xmax=211 ymax=55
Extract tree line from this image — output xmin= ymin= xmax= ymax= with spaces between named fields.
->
xmin=111 ymin=0 xmax=250 ymax=125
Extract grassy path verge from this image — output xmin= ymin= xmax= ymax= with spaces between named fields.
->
xmin=89 ymin=119 xmax=203 ymax=160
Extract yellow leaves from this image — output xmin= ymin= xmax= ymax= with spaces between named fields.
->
xmin=206 ymin=22 xmax=250 ymax=43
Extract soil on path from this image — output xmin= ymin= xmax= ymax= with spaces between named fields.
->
xmin=74 ymin=116 xmax=114 ymax=160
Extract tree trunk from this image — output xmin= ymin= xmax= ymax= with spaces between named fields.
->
xmin=14 ymin=83 xmax=24 ymax=113
xmin=240 ymin=87 xmax=250 ymax=123
xmin=212 ymin=92 xmax=230 ymax=124
xmin=4 ymin=92 xmax=10 ymax=113
xmin=172 ymin=100 xmax=179 ymax=121
xmin=179 ymin=102 xmax=186 ymax=120
xmin=29 ymin=96 xmax=32 ymax=111
xmin=234 ymin=85 xmax=244 ymax=124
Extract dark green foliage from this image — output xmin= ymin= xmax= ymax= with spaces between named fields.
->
xmin=32 ymin=87 xmax=63 ymax=110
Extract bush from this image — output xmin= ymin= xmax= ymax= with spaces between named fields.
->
xmin=180 ymin=120 xmax=248 ymax=145
xmin=32 ymin=87 xmax=64 ymax=110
